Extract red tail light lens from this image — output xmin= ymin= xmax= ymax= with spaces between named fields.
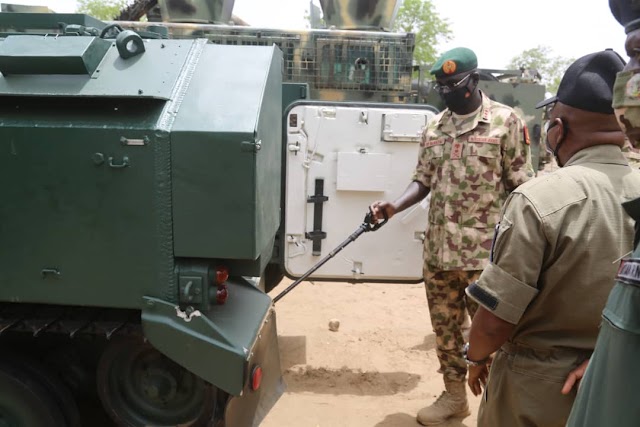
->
xmin=216 ymin=266 xmax=229 ymax=284
xmin=251 ymin=365 xmax=263 ymax=391
xmin=216 ymin=284 xmax=228 ymax=305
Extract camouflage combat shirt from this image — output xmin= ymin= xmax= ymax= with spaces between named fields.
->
xmin=412 ymin=92 xmax=534 ymax=271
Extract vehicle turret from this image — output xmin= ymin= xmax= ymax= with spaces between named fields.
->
xmin=319 ymin=0 xmax=402 ymax=30
xmin=157 ymin=0 xmax=235 ymax=23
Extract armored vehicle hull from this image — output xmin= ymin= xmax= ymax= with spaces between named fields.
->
xmin=0 ymin=24 xmax=284 ymax=426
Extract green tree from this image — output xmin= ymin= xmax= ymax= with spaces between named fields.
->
xmin=507 ymin=45 xmax=573 ymax=94
xmin=393 ymin=0 xmax=452 ymax=67
xmin=76 ymin=0 xmax=131 ymax=20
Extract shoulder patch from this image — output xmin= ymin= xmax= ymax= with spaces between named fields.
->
xmin=466 ymin=282 xmax=498 ymax=310
xmin=617 ymin=258 xmax=640 ymax=286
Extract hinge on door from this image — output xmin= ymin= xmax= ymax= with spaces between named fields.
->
xmin=305 ymin=178 xmax=328 ymax=256
xmin=240 ymin=140 xmax=262 ymax=153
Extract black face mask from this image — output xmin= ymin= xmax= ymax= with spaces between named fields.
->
xmin=545 ymin=119 xmax=568 ymax=167
xmin=439 ymin=83 xmax=472 ymax=113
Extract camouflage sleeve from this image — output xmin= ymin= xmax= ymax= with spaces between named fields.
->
xmin=466 ymin=192 xmax=542 ymax=324
xmin=502 ymin=114 xmax=535 ymax=191
xmin=410 ymin=130 xmax=432 ymax=188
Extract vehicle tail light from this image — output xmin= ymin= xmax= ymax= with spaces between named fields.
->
xmin=216 ymin=266 xmax=229 ymax=285
xmin=216 ymin=284 xmax=228 ymax=305
xmin=215 ymin=265 xmax=229 ymax=305
xmin=251 ymin=365 xmax=262 ymax=391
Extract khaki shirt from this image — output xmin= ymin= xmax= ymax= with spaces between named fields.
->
xmin=413 ymin=92 xmax=534 ymax=270
xmin=468 ymin=144 xmax=640 ymax=351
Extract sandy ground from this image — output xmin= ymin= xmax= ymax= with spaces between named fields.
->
xmin=261 ymin=279 xmax=481 ymax=427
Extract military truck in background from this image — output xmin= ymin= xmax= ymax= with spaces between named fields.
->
xmin=0 ymin=0 xmax=545 ymax=426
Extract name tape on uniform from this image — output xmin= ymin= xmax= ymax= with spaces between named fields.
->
xmin=468 ymin=136 xmax=501 ymax=145
xmin=421 ymin=138 xmax=451 ymax=148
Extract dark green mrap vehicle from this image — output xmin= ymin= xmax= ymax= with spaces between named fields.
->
xmin=0 ymin=10 xmax=284 ymax=427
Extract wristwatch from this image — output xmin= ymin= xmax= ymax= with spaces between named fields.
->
xmin=462 ymin=342 xmax=489 ymax=367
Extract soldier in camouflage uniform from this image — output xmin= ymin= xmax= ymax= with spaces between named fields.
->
xmin=370 ymin=47 xmax=534 ymax=426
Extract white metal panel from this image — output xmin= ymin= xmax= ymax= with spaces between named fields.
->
xmin=284 ymin=104 xmax=434 ymax=282
xmin=336 ymin=152 xmax=390 ymax=192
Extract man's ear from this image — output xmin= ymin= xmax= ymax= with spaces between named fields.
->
xmin=471 ymin=72 xmax=480 ymax=85
xmin=557 ymin=118 xmax=568 ymax=142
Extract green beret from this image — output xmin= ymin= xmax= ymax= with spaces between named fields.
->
xmin=430 ymin=47 xmax=478 ymax=78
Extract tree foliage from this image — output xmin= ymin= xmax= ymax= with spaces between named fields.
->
xmin=507 ymin=46 xmax=573 ymax=94
xmin=76 ymin=0 xmax=131 ymax=20
xmin=392 ymin=0 xmax=452 ymax=67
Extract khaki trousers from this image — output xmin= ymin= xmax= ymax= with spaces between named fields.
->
xmin=478 ymin=342 xmax=589 ymax=427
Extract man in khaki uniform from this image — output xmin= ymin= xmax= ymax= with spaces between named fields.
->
xmin=370 ymin=47 xmax=534 ymax=425
xmin=463 ymin=50 xmax=640 ymax=427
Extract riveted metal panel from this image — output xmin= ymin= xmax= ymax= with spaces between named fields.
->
xmin=0 ymin=96 xmax=169 ymax=308
xmin=172 ymin=44 xmax=282 ymax=264
xmin=0 ymin=38 xmax=195 ymax=99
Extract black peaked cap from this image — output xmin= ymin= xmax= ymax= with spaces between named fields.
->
xmin=610 ymin=0 xmax=640 ymax=33
xmin=535 ymin=49 xmax=625 ymax=114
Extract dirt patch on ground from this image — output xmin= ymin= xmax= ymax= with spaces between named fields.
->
xmin=285 ymin=366 xmax=421 ymax=395
xmin=261 ymin=280 xmax=481 ymax=427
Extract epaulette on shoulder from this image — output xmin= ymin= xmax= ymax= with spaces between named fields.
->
xmin=488 ymin=98 xmax=516 ymax=113
xmin=488 ymin=101 xmax=519 ymax=122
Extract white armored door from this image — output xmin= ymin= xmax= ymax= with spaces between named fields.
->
xmin=284 ymin=102 xmax=434 ymax=282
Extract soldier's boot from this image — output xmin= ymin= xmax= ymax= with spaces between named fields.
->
xmin=416 ymin=380 xmax=470 ymax=426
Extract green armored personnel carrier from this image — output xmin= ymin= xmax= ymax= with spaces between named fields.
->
xmin=0 ymin=0 xmax=444 ymax=426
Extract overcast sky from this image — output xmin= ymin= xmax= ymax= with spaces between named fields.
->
xmin=11 ymin=0 xmax=628 ymax=68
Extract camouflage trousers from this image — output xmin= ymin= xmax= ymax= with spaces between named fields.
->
xmin=424 ymin=265 xmax=482 ymax=383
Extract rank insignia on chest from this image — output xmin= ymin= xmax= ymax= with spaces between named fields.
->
xmin=451 ymin=142 xmax=463 ymax=159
